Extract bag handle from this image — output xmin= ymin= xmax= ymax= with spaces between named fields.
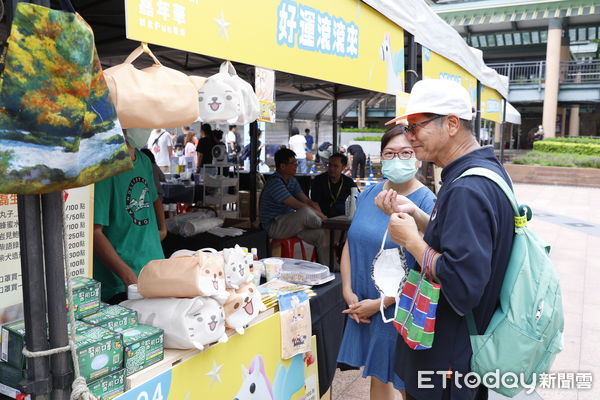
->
xmin=124 ymin=43 xmax=163 ymax=66
xmin=219 ymin=60 xmax=238 ymax=76
xmin=58 ymin=0 xmax=76 ymax=13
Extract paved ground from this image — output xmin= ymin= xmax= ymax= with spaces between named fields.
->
xmin=329 ymin=183 xmax=600 ymax=400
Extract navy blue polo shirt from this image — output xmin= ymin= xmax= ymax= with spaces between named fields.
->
xmin=395 ymin=147 xmax=514 ymax=400
xmin=259 ymin=171 xmax=303 ymax=231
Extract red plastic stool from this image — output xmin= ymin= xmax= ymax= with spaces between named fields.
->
xmin=270 ymin=237 xmax=316 ymax=261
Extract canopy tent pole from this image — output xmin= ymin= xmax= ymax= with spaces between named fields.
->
xmin=42 ymin=192 xmax=72 ymax=400
xmin=249 ymin=121 xmax=259 ymax=223
xmin=249 ymin=67 xmax=258 ymax=224
xmin=332 ymin=85 xmax=338 ymax=152
xmin=475 ymin=81 xmax=482 ymax=141
xmin=406 ymin=32 xmax=419 ymax=91
xmin=500 ymin=99 xmax=507 ymax=164
xmin=17 ymin=195 xmax=51 ymax=400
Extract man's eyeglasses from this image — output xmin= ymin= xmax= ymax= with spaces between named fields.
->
xmin=403 ymin=115 xmax=445 ymax=135
xmin=381 ymin=150 xmax=415 ymax=160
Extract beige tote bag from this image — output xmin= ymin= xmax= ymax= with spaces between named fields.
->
xmin=137 ymin=250 xmax=227 ymax=298
xmin=104 ymin=44 xmax=203 ymax=129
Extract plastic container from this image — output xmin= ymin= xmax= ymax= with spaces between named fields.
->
xmin=263 ymin=258 xmax=284 ymax=281
xmin=127 ymin=284 xmax=143 ymax=300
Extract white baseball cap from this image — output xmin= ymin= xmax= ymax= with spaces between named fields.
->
xmin=386 ymin=79 xmax=474 ymax=125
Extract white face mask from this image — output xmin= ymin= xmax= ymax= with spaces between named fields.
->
xmin=371 ymin=230 xmax=408 ymax=323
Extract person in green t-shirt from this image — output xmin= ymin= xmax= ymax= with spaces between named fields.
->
xmin=93 ymin=131 xmax=167 ymax=303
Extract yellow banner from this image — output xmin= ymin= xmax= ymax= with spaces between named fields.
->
xmin=422 ymin=47 xmax=477 ymax=105
xmin=125 ymin=0 xmax=404 ymax=95
xmin=115 ymin=313 xmax=320 ymax=400
xmin=480 ymin=85 xmax=503 ymax=123
xmin=395 ymin=92 xmax=410 ymax=121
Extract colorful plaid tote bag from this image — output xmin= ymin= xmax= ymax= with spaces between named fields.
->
xmin=0 ymin=1 xmax=131 ymax=194
xmin=393 ymin=266 xmax=441 ymax=350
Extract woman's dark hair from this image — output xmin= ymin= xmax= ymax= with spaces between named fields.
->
xmin=381 ymin=123 xmax=408 ymax=152
xmin=214 ymin=130 xmax=224 ymax=142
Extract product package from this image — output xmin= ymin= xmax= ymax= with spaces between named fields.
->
xmin=279 ymin=291 xmax=312 ymax=359
xmin=75 ymin=326 xmax=123 ymax=381
xmin=224 ymin=282 xmax=266 ymax=335
xmin=223 ymin=245 xmax=253 ymax=289
xmin=1 ymin=320 xmax=92 ymax=369
xmin=81 ymin=305 xmax=138 ymax=333
xmin=0 ymin=361 xmax=24 ymax=390
xmin=121 ymin=324 xmax=164 ymax=376
xmin=88 ymin=368 xmax=125 ymax=400
xmin=71 ymin=277 xmax=102 ymax=319
xmin=137 ymin=250 xmax=227 ymax=298
xmin=121 ymin=297 xmax=227 ymax=350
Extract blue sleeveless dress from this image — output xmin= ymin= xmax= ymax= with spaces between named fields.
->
xmin=336 ymin=182 xmax=436 ymax=390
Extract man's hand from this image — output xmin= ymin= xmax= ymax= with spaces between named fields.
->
xmin=375 ymin=190 xmax=417 ymax=216
xmin=388 ymin=212 xmax=420 ymax=248
xmin=122 ymin=269 xmax=138 ymax=287
xmin=308 ymin=201 xmax=327 ymax=221
xmin=342 ymin=299 xmax=380 ymax=323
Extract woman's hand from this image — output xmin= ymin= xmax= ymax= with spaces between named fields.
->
xmin=342 ymin=299 xmax=380 ymax=323
xmin=342 ymin=288 xmax=361 ymax=323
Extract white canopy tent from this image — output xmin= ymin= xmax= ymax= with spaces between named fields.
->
xmin=362 ymin=0 xmax=520 ymax=124
xmin=362 ymin=0 xmax=509 ymax=97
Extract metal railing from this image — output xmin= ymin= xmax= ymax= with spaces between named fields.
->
xmin=488 ymin=59 xmax=600 ymax=84
xmin=488 ymin=61 xmax=546 ymax=84
xmin=561 ymin=60 xmax=600 ymax=83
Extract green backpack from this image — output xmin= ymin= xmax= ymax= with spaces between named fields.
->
xmin=456 ymin=168 xmax=564 ymax=398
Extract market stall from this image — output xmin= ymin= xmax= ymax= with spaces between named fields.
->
xmin=0 ymin=1 xmax=517 ymax=400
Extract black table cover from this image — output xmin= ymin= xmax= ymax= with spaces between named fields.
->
xmin=310 ymin=273 xmax=345 ymax=396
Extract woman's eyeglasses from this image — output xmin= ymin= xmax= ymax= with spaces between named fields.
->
xmin=380 ymin=150 xmax=415 ymax=160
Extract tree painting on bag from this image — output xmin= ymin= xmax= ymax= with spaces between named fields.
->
xmin=0 ymin=3 xmax=131 ymax=194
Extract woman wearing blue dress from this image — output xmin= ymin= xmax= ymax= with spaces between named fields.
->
xmin=337 ymin=125 xmax=436 ymax=400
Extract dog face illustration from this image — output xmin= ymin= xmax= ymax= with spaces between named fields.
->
xmin=224 ymin=283 xmax=265 ymax=333
xmin=197 ymin=251 xmax=226 ymax=296
xmin=198 ymin=78 xmax=239 ymax=123
xmin=187 ymin=297 xmax=226 ymax=348
xmin=223 ymin=246 xmax=252 ymax=289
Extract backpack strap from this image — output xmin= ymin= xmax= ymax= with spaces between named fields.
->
xmin=454 ymin=167 xmax=528 ymax=229
xmin=465 ymin=312 xmax=478 ymax=335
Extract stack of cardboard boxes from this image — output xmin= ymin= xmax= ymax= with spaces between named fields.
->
xmin=0 ymin=277 xmax=165 ymax=400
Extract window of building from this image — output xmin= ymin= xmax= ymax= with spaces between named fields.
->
xmin=578 ymin=27 xmax=587 ymax=41
xmin=588 ymin=27 xmax=597 ymax=40
xmin=522 ymin=31 xmax=531 ymax=45
xmin=569 ymin=28 xmax=577 ymax=42
xmin=540 ymin=30 xmax=548 ymax=43
xmin=513 ymin=32 xmax=522 ymax=45
xmin=496 ymin=34 xmax=504 ymax=46
xmin=487 ymin=34 xmax=497 ymax=46
xmin=531 ymin=31 xmax=540 ymax=44
xmin=479 ymin=35 xmax=487 ymax=47
xmin=471 ymin=36 xmax=480 ymax=47
xmin=504 ymin=33 xmax=513 ymax=46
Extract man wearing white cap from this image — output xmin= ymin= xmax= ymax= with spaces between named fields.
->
xmin=376 ymin=79 xmax=514 ymax=399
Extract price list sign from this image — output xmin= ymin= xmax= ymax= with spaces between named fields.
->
xmin=0 ymin=186 xmax=93 ymax=323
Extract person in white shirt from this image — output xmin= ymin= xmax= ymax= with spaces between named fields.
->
xmin=147 ymin=129 xmax=173 ymax=173
xmin=226 ymin=125 xmax=238 ymax=163
xmin=288 ymin=127 xmax=308 ymax=173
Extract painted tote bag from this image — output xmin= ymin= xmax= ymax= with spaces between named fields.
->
xmin=0 ymin=1 xmax=131 ymax=194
